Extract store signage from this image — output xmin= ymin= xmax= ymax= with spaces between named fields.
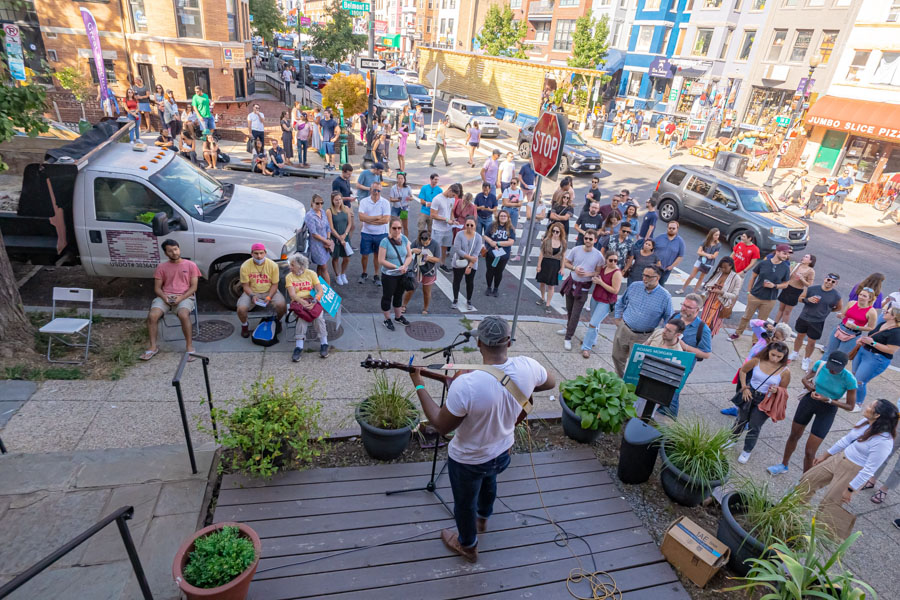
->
xmin=649 ymin=57 xmax=674 ymax=79
xmin=379 ymin=34 xmax=400 ymax=48
xmin=300 ymin=16 xmax=311 ymax=25
xmin=668 ymin=89 xmax=678 ymax=102
xmin=775 ymin=115 xmax=791 ymax=127
xmin=223 ymin=47 xmax=245 ymax=65
xmin=807 ymin=116 xmax=900 ymax=141
xmin=374 ymin=19 xmax=388 ymax=33
xmin=341 ymin=0 xmax=370 ymax=11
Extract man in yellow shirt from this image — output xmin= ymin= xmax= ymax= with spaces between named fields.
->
xmin=238 ymin=243 xmax=287 ymax=338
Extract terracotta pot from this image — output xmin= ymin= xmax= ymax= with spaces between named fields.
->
xmin=173 ymin=522 xmax=261 ymax=600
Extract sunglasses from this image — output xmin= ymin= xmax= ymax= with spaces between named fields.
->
xmin=607 ymin=257 xmax=618 ymax=262
xmin=862 ymin=287 xmax=874 ymax=293
xmin=391 ymin=226 xmax=402 ymax=230
xmin=313 ymin=201 xmax=323 ymax=205
xmin=465 ymin=223 xmax=475 ymax=227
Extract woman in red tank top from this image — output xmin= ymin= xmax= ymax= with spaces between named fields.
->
xmin=580 ymin=253 xmax=623 ymax=358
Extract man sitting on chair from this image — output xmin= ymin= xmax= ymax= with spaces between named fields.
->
xmin=238 ymin=243 xmax=287 ymax=338
xmin=141 ymin=239 xmax=200 ymax=361
xmin=408 ymin=316 xmax=556 ymax=563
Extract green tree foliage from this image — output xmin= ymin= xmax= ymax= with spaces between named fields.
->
xmin=322 ymin=73 xmax=367 ymax=116
xmin=54 ymin=67 xmax=93 ymax=120
xmin=475 ymin=5 xmax=530 ymax=59
xmin=309 ymin=1 xmax=366 ymax=65
xmin=249 ymin=0 xmax=284 ymax=45
xmin=568 ymin=15 xmax=610 ymax=71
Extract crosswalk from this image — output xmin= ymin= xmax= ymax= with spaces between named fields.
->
xmin=446 ymin=133 xmax=644 ymax=167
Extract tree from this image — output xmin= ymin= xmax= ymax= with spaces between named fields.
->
xmin=309 ymin=1 xmax=366 ymax=65
xmin=321 ymin=74 xmax=367 ymax=116
xmin=249 ymin=0 xmax=284 ymax=45
xmin=568 ymin=15 xmax=610 ymax=73
xmin=476 ymin=4 xmax=530 ymax=59
xmin=54 ymin=67 xmax=93 ymax=121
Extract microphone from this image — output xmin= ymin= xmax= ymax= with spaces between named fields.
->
xmin=460 ymin=331 xmax=472 ymax=341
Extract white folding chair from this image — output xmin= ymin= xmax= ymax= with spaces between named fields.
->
xmin=161 ymin=296 xmax=201 ymax=342
xmin=39 ymin=288 xmax=94 ymax=364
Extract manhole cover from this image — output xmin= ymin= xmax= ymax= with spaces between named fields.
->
xmin=404 ymin=321 xmax=445 ymax=342
xmin=195 ymin=319 xmax=234 ymax=342
xmin=299 ymin=321 xmax=343 ymax=342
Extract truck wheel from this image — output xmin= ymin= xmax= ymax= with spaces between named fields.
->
xmin=658 ymin=199 xmax=679 ymax=222
xmin=215 ymin=263 xmax=243 ymax=310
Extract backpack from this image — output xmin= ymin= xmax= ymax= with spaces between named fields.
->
xmin=217 ymin=149 xmax=230 ymax=164
xmin=251 ymin=316 xmax=279 ymax=347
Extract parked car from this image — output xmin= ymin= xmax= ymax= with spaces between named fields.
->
xmin=517 ymin=124 xmax=603 ymax=175
xmin=338 ymin=63 xmax=354 ymax=76
xmin=651 ymin=164 xmax=809 ymax=252
xmin=446 ymin=99 xmax=500 ymax=137
xmin=405 ymin=83 xmax=433 ymax=113
xmin=308 ymin=63 xmax=332 ymax=89
xmin=393 ymin=69 xmax=418 ymax=84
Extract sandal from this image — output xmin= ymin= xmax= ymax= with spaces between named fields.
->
xmin=871 ymin=490 xmax=887 ymax=504
xmin=139 ymin=349 xmax=159 ymax=361
xmin=862 ymin=481 xmax=876 ymax=490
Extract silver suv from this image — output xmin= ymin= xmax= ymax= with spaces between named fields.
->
xmin=651 ymin=165 xmax=809 ymax=252
xmin=446 ymin=98 xmax=500 ymax=137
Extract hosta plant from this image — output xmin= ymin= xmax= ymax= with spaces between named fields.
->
xmin=560 ymin=368 xmax=638 ymax=433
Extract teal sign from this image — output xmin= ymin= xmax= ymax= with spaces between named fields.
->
xmin=623 ymin=344 xmax=696 ymax=391
xmin=775 ymin=115 xmax=791 ymax=127
xmin=319 ymin=281 xmax=342 ymax=317
xmin=341 ymin=0 xmax=370 ymax=10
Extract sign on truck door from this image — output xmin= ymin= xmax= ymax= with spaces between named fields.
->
xmin=81 ymin=173 xmax=195 ymax=278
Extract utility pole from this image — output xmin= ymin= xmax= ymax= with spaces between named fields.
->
xmin=362 ymin=11 xmax=376 ymax=167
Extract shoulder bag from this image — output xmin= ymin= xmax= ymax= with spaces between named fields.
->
xmin=390 ymin=239 xmax=417 ymax=292
xmin=290 ymin=299 xmax=323 ymax=322
xmin=730 ymin=365 xmax=784 ymax=407
xmin=454 ymin=235 xmax=477 ymax=269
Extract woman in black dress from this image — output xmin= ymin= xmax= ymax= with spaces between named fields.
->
xmin=626 ymin=238 xmax=660 ymax=286
xmin=280 ymin=111 xmax=293 ymax=166
xmin=549 ymin=191 xmax=574 ymax=239
xmin=536 ymin=222 xmax=566 ymax=309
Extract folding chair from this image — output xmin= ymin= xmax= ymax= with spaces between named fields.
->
xmin=161 ymin=296 xmax=201 ymax=342
xmin=39 ymin=288 xmax=94 ymax=364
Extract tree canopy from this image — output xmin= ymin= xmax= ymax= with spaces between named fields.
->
xmin=567 ymin=15 xmax=610 ymax=71
xmin=475 ymin=5 xmax=530 ymax=59
xmin=309 ymin=1 xmax=366 ymax=65
xmin=249 ymin=0 xmax=284 ymax=45
xmin=322 ymin=74 xmax=367 ymax=115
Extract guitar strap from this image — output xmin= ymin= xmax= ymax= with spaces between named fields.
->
xmin=441 ymin=363 xmax=533 ymax=415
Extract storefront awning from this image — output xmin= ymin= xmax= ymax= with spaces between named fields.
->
xmin=806 ymin=96 xmax=900 ymax=142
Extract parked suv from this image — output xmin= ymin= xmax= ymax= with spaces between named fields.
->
xmin=446 ymin=99 xmax=500 ymax=137
xmin=517 ymin=124 xmax=603 ymax=175
xmin=651 ymin=165 xmax=809 ymax=252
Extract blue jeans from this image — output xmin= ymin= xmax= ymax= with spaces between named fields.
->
xmin=267 ymin=162 xmax=283 ymax=175
xmin=476 ymin=215 xmax=493 ymax=236
xmin=822 ymin=326 xmax=860 ymax=358
xmin=298 ymin=139 xmax=308 ymax=164
xmin=581 ymin=298 xmax=614 ymax=351
xmin=447 ymin=450 xmax=511 ymax=547
xmin=128 ymin=114 xmax=140 ymax=141
xmin=852 ymin=349 xmax=891 ymax=406
xmin=505 ymin=207 xmax=519 ymax=230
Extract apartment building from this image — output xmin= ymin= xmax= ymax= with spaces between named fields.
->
xmin=303 ymin=0 xmax=329 ymax=23
xmin=36 ymin=0 xmax=253 ymax=102
xmin=803 ymin=0 xmax=900 ymax=185
xmin=416 ymin=0 xmax=438 ymax=46
xmin=423 ymin=0 xmax=492 ymax=53
xmin=510 ymin=0 xmax=593 ymax=65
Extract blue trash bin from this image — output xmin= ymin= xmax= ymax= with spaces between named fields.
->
xmin=601 ymin=123 xmax=613 ymax=142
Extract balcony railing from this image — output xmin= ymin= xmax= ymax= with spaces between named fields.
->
xmin=528 ymin=0 xmax=554 ymax=17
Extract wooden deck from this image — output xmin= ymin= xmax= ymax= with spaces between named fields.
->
xmin=214 ymin=447 xmax=690 ymax=600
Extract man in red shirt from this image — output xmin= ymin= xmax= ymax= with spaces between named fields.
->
xmin=731 ymin=232 xmax=760 ymax=285
xmin=141 ymin=239 xmax=201 ymax=360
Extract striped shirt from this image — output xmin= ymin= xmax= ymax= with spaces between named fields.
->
xmin=614 ymin=282 xmax=673 ymax=333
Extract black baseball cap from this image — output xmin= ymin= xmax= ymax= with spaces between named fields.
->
xmin=825 ymin=351 xmax=849 ymax=373
xmin=826 ymin=273 xmax=840 ymax=280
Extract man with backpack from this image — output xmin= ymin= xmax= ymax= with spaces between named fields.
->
xmin=237 ymin=243 xmax=286 ymax=339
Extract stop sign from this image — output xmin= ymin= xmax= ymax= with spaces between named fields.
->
xmin=530 ymin=112 xmax=567 ymax=179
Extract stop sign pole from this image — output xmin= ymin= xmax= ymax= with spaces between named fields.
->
xmin=511 ymin=111 xmax=567 ymax=340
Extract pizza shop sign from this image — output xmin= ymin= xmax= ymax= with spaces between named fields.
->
xmin=808 ymin=115 xmax=900 ymax=141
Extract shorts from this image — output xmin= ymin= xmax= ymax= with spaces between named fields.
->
xmin=431 ymin=228 xmax=453 ymax=249
xmin=236 ymin=291 xmax=286 ymax=310
xmin=421 ymin=273 xmax=436 ymax=286
xmin=694 ymin=260 xmax=713 ymax=274
xmin=204 ymin=116 xmax=216 ymax=131
xmin=778 ymin=285 xmax=803 ymax=306
xmin=391 ymin=206 xmax=408 ymax=217
xmin=138 ymin=101 xmax=152 ymax=112
xmin=151 ymin=296 xmax=195 ymax=314
xmin=795 ymin=316 xmax=825 ymax=340
xmin=834 ymin=193 xmax=848 ymax=205
xmin=792 ymin=392 xmax=838 ymax=439
xmin=323 ymin=141 xmax=335 ymax=155
xmin=360 ymin=232 xmax=387 ymax=255
xmin=469 ymin=142 xmax=480 ymax=148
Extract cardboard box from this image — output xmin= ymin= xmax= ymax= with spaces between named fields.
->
xmin=660 ymin=516 xmax=730 ymax=588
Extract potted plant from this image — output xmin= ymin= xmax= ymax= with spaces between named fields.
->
xmin=173 ymin=523 xmax=261 ymax=600
xmin=717 ymin=479 xmax=813 ymax=576
xmin=657 ymin=418 xmax=731 ymax=507
xmin=356 ymin=372 xmax=420 ymax=460
xmin=559 ymin=368 xmax=638 ymax=443
xmin=726 ymin=519 xmax=875 ymax=599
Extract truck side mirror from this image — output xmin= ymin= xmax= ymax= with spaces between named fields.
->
xmin=169 ymin=214 xmax=187 ymax=232
xmin=151 ymin=212 xmax=169 ymax=237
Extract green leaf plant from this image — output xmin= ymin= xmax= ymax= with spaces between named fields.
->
xmin=560 ymin=367 xmax=638 ymax=433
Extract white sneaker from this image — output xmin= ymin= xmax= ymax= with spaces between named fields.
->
xmin=801 ymin=357 xmax=811 ymax=372
xmin=339 ymin=274 xmax=347 ymax=285
xmin=852 ymin=404 xmax=862 ymax=413
xmin=788 ymin=351 xmax=798 ymax=360
xmin=564 ymin=340 xmax=572 ymax=351
xmin=738 ymin=451 xmax=752 ymax=464
xmin=450 ymin=301 xmax=458 ymax=309
xmin=556 ymin=328 xmax=566 ymax=335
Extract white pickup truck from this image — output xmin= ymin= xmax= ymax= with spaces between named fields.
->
xmin=0 ymin=121 xmax=305 ymax=308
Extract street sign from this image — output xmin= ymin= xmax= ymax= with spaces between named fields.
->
xmin=341 ymin=0 xmax=370 ymax=11
xmin=775 ymin=115 xmax=791 ymax=127
xmin=357 ymin=56 xmax=386 ymax=70
xmin=779 ymin=141 xmax=791 ymax=156
xmin=425 ymin=65 xmax=445 ymax=88
xmin=530 ymin=111 xmax=567 ymax=179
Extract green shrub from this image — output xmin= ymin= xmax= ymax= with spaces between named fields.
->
xmin=205 ymin=377 xmax=324 ymax=478
xmin=658 ymin=417 xmax=731 ymax=489
xmin=560 ymin=368 xmax=638 ymax=433
xmin=183 ymin=526 xmax=255 ymax=589
xmin=735 ymin=477 xmax=813 ymax=550
xmin=357 ymin=372 xmax=419 ymax=430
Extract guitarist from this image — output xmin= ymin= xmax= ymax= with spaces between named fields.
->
xmin=408 ymin=316 xmax=556 ymax=563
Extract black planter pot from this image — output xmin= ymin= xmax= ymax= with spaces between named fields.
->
xmin=717 ymin=491 xmax=768 ymax=577
xmin=617 ymin=417 xmax=661 ymax=485
xmin=559 ymin=394 xmax=601 ymax=444
xmin=659 ymin=444 xmax=726 ymax=507
xmin=355 ymin=404 xmax=417 ymax=461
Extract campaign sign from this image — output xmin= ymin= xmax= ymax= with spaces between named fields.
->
xmin=623 ymin=344 xmax=696 ymax=392
xmin=319 ymin=281 xmax=342 ymax=317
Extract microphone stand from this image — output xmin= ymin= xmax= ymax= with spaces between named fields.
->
xmin=384 ymin=332 xmax=471 ymax=516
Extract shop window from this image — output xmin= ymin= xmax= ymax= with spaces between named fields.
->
xmin=534 ymin=21 xmax=551 ymax=43
xmin=845 ymin=50 xmax=870 ymax=82
xmin=626 ymin=72 xmax=644 ymax=96
xmin=635 ymin=25 xmax=654 ymax=52
xmin=766 ymin=30 xmax=785 ymax=62
xmin=872 ymin=52 xmax=900 ymax=86
xmin=817 ymin=31 xmax=838 ymax=64
xmin=88 ymin=58 xmax=117 ymax=84
xmin=175 ymin=0 xmax=203 ymax=38
xmin=692 ymin=29 xmax=713 ymax=56
xmin=737 ymin=29 xmax=755 ymax=60
xmin=129 ymin=0 xmax=148 ymax=32
xmin=553 ymin=19 xmax=576 ymax=51
xmin=742 ymin=86 xmax=791 ymax=127
xmin=789 ymin=29 xmax=812 ymax=63
xmin=718 ymin=28 xmax=733 ymax=60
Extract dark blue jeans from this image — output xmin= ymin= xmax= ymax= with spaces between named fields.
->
xmin=448 ymin=450 xmax=511 ymax=547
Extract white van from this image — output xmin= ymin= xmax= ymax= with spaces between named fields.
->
xmin=371 ymin=70 xmax=409 ymax=123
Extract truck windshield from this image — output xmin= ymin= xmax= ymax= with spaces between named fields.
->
xmin=738 ymin=189 xmax=780 ymax=213
xmin=376 ymin=84 xmax=408 ymax=100
xmin=149 ymin=156 xmax=225 ymax=218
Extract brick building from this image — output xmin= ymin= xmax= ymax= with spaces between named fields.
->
xmin=510 ymin=0 xmax=593 ymax=65
xmin=36 ymin=0 xmax=253 ymax=104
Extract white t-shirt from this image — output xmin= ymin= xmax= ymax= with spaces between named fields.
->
xmin=248 ymin=111 xmax=265 ymax=132
xmin=359 ymin=196 xmax=391 ymax=235
xmin=499 ymin=160 xmax=516 ymax=183
xmin=430 ymin=193 xmax=454 ymax=234
xmin=446 ymin=356 xmax=548 ymax=464
xmin=565 ymin=246 xmax=604 ymax=282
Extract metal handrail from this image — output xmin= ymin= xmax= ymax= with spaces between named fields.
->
xmin=0 ymin=506 xmax=153 ymax=599
xmin=171 ymin=352 xmax=217 ymax=475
